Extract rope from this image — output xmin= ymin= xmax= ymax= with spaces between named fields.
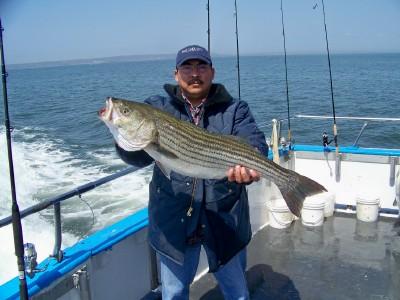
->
xmin=78 ymin=194 xmax=95 ymax=227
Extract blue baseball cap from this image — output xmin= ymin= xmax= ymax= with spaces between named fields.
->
xmin=176 ymin=45 xmax=212 ymax=67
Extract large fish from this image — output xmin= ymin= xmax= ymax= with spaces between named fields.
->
xmin=99 ymin=97 xmax=327 ymax=217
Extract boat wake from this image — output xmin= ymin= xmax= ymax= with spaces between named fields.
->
xmin=0 ymin=127 xmax=152 ymax=284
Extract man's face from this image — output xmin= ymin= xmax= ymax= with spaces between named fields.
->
xmin=175 ymin=59 xmax=215 ymax=102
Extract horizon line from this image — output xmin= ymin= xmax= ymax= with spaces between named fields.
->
xmin=8 ymin=50 xmax=400 ymax=68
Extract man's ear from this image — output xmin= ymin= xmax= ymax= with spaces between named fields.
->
xmin=174 ymin=69 xmax=179 ymax=82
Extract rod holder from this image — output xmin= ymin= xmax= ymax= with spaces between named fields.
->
xmin=389 ymin=157 xmax=397 ymax=187
xmin=352 ymin=121 xmax=368 ymax=147
xmin=288 ymin=150 xmax=295 ymax=171
xmin=335 ymin=153 xmax=341 ymax=182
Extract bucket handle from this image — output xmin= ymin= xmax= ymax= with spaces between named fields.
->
xmin=271 ymin=211 xmax=293 ymax=227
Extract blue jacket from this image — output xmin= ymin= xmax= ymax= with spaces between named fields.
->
xmin=116 ymin=83 xmax=268 ymax=271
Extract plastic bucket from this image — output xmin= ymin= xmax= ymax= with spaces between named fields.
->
xmin=356 ymin=196 xmax=380 ymax=222
xmin=324 ymin=192 xmax=335 ymax=217
xmin=267 ymin=198 xmax=294 ymax=229
xmin=301 ymin=195 xmax=325 ymax=227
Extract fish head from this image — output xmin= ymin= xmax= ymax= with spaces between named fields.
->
xmin=99 ymin=97 xmax=157 ymax=151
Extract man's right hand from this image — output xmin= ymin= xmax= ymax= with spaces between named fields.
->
xmin=226 ymin=165 xmax=260 ymax=184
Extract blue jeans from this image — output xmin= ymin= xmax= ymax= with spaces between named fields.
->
xmin=159 ymin=244 xmax=249 ymax=300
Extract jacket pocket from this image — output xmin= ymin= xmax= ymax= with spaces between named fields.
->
xmin=204 ymin=178 xmax=242 ymax=212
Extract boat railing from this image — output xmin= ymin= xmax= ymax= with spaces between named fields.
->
xmin=296 ymin=115 xmax=400 ymax=147
xmin=2 ymin=115 xmax=400 ymax=285
xmin=0 ymin=165 xmax=141 ymax=274
xmin=258 ymin=115 xmax=400 ymax=148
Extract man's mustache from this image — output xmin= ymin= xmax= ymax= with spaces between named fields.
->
xmin=188 ymin=78 xmax=204 ymax=85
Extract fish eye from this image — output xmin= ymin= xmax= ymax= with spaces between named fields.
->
xmin=121 ymin=107 xmax=130 ymax=115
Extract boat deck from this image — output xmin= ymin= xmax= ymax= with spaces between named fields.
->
xmin=188 ymin=213 xmax=400 ymax=300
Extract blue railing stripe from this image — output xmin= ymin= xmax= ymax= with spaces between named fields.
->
xmin=0 ymin=208 xmax=149 ymax=299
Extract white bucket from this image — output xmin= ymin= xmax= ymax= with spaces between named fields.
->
xmin=267 ymin=198 xmax=294 ymax=229
xmin=324 ymin=192 xmax=335 ymax=217
xmin=356 ymin=196 xmax=380 ymax=222
xmin=301 ymin=195 xmax=325 ymax=227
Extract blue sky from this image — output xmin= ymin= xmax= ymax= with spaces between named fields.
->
xmin=1 ymin=0 xmax=399 ymax=64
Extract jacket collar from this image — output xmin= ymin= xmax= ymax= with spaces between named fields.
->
xmin=163 ymin=83 xmax=233 ymax=108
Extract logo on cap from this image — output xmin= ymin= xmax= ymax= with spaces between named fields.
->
xmin=176 ymin=45 xmax=212 ymax=67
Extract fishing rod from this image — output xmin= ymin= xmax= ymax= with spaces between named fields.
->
xmin=234 ymin=0 xmax=241 ymax=100
xmin=207 ymin=0 xmax=210 ymax=54
xmin=316 ymin=0 xmax=341 ymax=181
xmin=280 ymin=0 xmax=292 ymax=150
xmin=0 ymin=18 xmax=30 ymax=300
xmin=320 ymin=0 xmax=338 ymax=153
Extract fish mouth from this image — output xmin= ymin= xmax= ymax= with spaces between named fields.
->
xmin=99 ymin=97 xmax=114 ymax=121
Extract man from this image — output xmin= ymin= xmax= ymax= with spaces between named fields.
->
xmin=116 ymin=45 xmax=268 ymax=299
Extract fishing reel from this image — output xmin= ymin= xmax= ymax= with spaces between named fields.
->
xmin=23 ymin=243 xmax=49 ymax=278
xmin=24 ymin=243 xmax=38 ymax=278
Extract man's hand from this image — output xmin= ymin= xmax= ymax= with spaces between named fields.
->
xmin=227 ymin=165 xmax=261 ymax=184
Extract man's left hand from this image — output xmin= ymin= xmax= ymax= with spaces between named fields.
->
xmin=227 ymin=165 xmax=261 ymax=184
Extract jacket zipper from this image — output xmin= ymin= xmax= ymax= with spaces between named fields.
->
xmin=183 ymin=99 xmax=204 ymax=217
xmin=187 ymin=178 xmax=197 ymax=216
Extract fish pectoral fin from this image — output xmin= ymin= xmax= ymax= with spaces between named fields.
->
xmin=154 ymin=145 xmax=179 ymax=180
xmin=156 ymin=145 xmax=179 ymax=160
xmin=156 ymin=161 xmax=172 ymax=179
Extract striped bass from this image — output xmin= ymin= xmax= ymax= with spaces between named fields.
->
xmin=99 ymin=97 xmax=327 ymax=217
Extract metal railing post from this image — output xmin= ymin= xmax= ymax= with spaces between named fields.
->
xmin=352 ymin=121 xmax=368 ymax=147
xmin=52 ymin=202 xmax=64 ymax=262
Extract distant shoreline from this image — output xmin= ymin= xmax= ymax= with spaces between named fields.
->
xmin=7 ymin=53 xmax=176 ymax=70
xmin=8 ymin=51 xmax=400 ymax=71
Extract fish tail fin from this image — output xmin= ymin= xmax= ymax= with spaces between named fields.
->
xmin=276 ymin=171 xmax=327 ymax=217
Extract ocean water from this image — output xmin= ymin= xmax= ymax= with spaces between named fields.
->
xmin=1 ymin=53 xmax=399 ymax=283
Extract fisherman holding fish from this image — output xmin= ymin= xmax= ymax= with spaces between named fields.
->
xmin=100 ymin=45 xmax=325 ymax=299
xmin=113 ymin=45 xmax=265 ymax=299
